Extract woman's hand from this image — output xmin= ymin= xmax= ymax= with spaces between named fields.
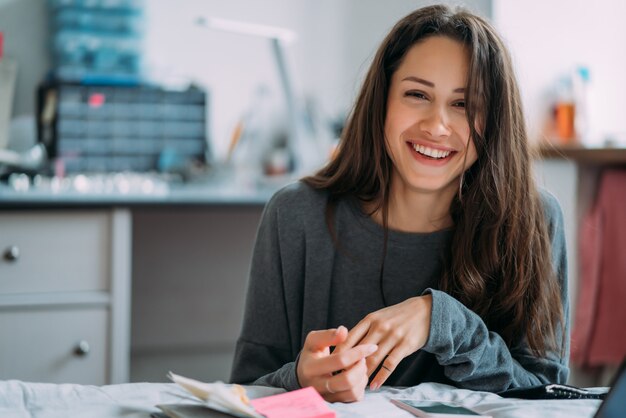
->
xmin=297 ymin=326 xmax=378 ymax=402
xmin=335 ymin=294 xmax=433 ymax=390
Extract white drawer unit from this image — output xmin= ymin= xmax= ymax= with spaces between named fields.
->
xmin=0 ymin=306 xmax=108 ymax=384
xmin=0 ymin=212 xmax=110 ymax=294
xmin=0 ymin=209 xmax=131 ymax=384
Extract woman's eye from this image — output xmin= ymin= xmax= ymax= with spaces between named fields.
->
xmin=452 ymin=101 xmax=466 ymax=109
xmin=405 ymin=91 xmax=427 ymax=100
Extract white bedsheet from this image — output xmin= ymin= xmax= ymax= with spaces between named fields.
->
xmin=0 ymin=380 xmax=602 ymax=418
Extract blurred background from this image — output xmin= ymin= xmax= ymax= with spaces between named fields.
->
xmin=0 ymin=0 xmax=624 ymax=389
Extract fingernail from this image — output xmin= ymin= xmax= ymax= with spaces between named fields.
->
xmin=334 ymin=325 xmax=345 ymax=336
xmin=365 ymin=344 xmax=378 ymax=355
xmin=370 ymin=381 xmax=380 ymax=391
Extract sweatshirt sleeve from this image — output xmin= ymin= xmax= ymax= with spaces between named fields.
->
xmin=229 ymin=187 xmax=303 ymax=391
xmin=421 ymin=191 xmax=570 ymax=392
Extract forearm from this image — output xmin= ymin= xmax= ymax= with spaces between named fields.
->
xmin=251 ymin=361 xmax=301 ymax=391
xmin=422 ymin=289 xmax=569 ymax=392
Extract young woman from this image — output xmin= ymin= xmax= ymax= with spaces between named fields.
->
xmin=230 ymin=5 xmax=569 ymax=403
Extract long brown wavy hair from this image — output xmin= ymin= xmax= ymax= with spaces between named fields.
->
xmin=303 ymin=5 xmax=564 ymax=356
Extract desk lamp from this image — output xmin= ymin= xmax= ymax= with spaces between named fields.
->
xmin=195 ymin=16 xmax=325 ymax=176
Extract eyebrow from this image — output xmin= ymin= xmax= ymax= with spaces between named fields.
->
xmin=401 ymin=76 xmax=465 ymax=93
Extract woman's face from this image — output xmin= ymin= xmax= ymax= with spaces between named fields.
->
xmin=384 ymin=35 xmax=478 ymax=199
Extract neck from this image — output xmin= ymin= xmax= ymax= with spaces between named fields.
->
xmin=369 ymin=180 xmax=456 ymax=233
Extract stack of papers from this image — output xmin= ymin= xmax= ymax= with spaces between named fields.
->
xmin=157 ymin=372 xmax=335 ymax=418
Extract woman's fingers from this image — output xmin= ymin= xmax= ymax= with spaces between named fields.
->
xmin=369 ymin=346 xmax=409 ymax=390
xmin=335 ymin=295 xmax=434 ymax=386
xmin=322 ymin=358 xmax=369 ymax=402
xmin=334 ymin=320 xmax=371 ymax=353
xmin=298 ymin=327 xmax=350 ymax=388
xmin=336 ymin=308 xmax=399 ymax=353
xmin=361 ymin=334 xmax=398 ymax=376
xmin=328 ymin=357 xmax=367 ymax=392
xmin=343 ymin=317 xmax=403 ymax=376
xmin=303 ymin=343 xmax=378 ymax=376
xmin=303 ymin=295 xmax=433 ymax=396
xmin=304 ymin=326 xmax=348 ymax=352
xmin=298 ymin=326 xmax=378 ymax=391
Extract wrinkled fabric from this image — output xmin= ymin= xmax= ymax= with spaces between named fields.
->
xmin=0 ymin=380 xmax=602 ymax=418
xmin=573 ymin=170 xmax=626 ymax=366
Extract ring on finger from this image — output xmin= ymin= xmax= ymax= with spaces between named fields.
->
xmin=325 ymin=379 xmax=336 ymax=394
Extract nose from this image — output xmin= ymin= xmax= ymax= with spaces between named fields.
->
xmin=419 ymin=106 xmax=452 ymax=138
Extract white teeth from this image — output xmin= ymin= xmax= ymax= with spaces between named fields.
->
xmin=412 ymin=143 xmax=451 ymax=159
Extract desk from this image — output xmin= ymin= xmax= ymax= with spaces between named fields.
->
xmin=0 ymin=177 xmax=285 ymax=385
xmin=0 ymin=380 xmax=603 ymax=418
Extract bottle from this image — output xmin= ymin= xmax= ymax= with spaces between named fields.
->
xmin=554 ymin=75 xmax=575 ymax=144
xmin=572 ymin=66 xmax=591 ymax=146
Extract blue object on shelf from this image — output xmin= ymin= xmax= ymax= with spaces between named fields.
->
xmin=48 ymin=0 xmax=145 ymax=84
xmin=49 ymin=0 xmax=144 ymax=12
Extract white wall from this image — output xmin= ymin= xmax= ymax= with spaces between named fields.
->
xmin=0 ymin=0 xmax=490 ymax=158
xmin=144 ymin=0 xmax=491 ymax=160
xmin=495 ymin=1 xmax=626 ymax=385
xmin=493 ymin=0 xmax=626 ymax=146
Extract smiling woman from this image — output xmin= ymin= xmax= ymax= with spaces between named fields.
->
xmin=230 ymin=4 xmax=569 ymax=404
xmin=382 ymin=36 xmax=477 ymax=232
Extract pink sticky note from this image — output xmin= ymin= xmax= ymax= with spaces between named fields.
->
xmin=250 ymin=386 xmax=336 ymax=418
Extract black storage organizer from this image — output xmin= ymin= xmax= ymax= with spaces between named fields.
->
xmin=37 ymin=83 xmax=210 ymax=173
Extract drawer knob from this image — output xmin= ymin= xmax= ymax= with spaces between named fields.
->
xmin=74 ymin=340 xmax=90 ymax=357
xmin=3 ymin=246 xmax=20 ymax=262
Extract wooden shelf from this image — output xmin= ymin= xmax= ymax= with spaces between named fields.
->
xmin=535 ymin=145 xmax=626 ymax=164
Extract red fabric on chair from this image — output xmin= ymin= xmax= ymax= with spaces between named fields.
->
xmin=572 ymin=169 xmax=626 ymax=367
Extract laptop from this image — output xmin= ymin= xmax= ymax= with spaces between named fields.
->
xmin=594 ymin=357 xmax=626 ymax=418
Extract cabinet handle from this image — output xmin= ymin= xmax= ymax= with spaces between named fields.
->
xmin=74 ymin=340 xmax=90 ymax=357
xmin=3 ymin=246 xmax=20 ymax=262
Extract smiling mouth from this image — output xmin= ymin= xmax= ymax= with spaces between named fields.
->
xmin=409 ymin=142 xmax=456 ymax=160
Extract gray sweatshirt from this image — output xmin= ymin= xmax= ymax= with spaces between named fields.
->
xmin=230 ymin=181 xmax=569 ymax=392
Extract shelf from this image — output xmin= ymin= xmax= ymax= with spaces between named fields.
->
xmin=535 ymin=145 xmax=626 ymax=164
